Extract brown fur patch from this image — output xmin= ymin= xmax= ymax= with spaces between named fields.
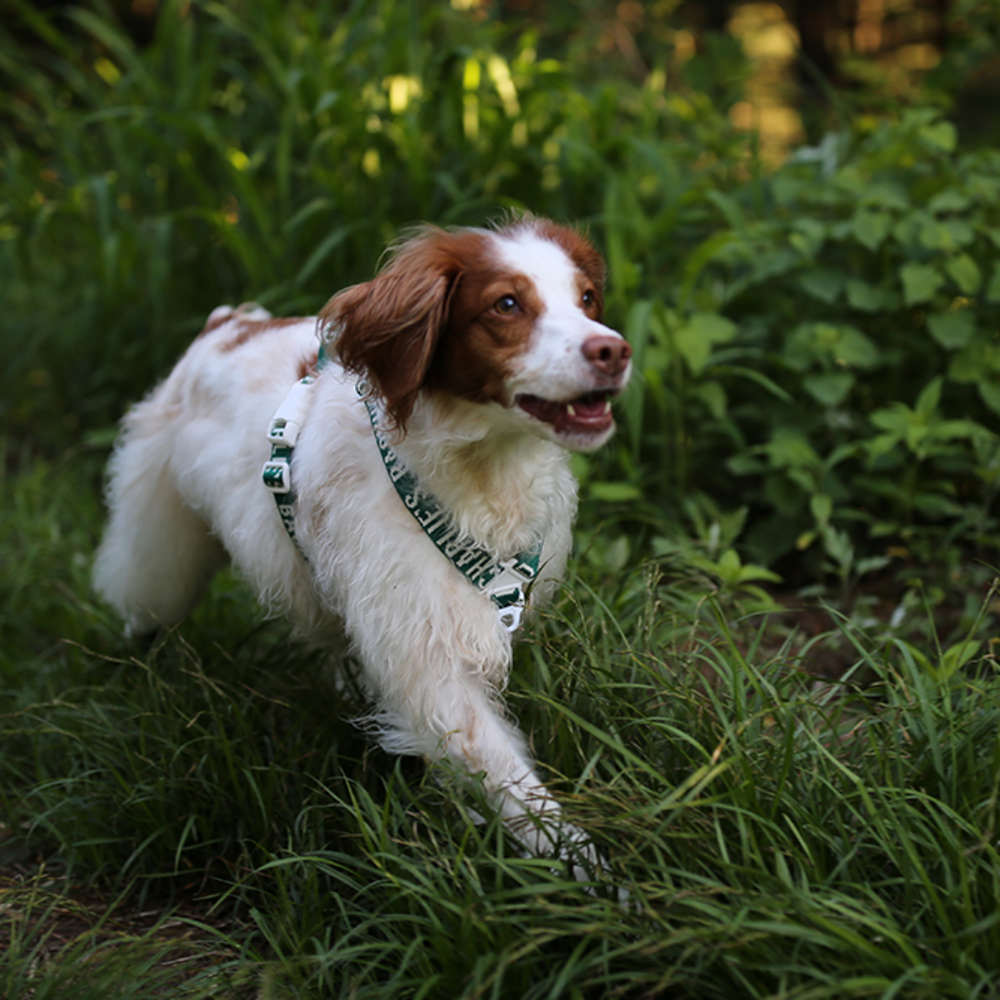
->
xmin=427 ymin=266 xmax=542 ymax=405
xmin=529 ymin=219 xmax=607 ymax=294
xmin=573 ymin=270 xmax=604 ymax=320
xmin=295 ymin=350 xmax=320 ymax=381
xmin=220 ymin=316 xmax=306 ymax=353
xmin=319 ymin=228 xmax=491 ymax=429
xmin=195 ymin=308 xmax=236 ymax=339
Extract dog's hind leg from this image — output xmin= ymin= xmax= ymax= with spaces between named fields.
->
xmin=93 ymin=404 xmax=226 ymax=636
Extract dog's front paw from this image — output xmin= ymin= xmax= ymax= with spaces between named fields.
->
xmin=505 ymin=812 xmax=627 ymax=902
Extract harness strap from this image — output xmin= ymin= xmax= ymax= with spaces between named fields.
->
xmin=262 ymin=372 xmax=318 ymax=547
xmin=261 ymin=346 xmax=542 ymax=632
xmin=357 ymin=384 xmax=542 ymax=632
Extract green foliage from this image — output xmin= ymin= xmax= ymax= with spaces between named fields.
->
xmin=4 ymin=4 xmax=1000 ymax=994
xmin=0 ymin=0 xmax=738 ymax=449
xmin=613 ymin=109 xmax=1000 ymax=583
xmin=10 ymin=1 xmax=996 ymax=590
xmin=0 ymin=871 xmax=240 ymax=999
xmin=4 ymin=456 xmax=1000 ymax=997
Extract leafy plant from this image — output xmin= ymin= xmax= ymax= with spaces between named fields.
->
xmin=608 ymin=108 xmax=1000 ymax=588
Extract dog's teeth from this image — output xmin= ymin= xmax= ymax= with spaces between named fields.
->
xmin=566 ymin=403 xmax=576 ymax=417
xmin=603 ymin=400 xmax=611 ymax=414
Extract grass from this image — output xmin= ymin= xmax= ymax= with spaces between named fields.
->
xmin=0 ymin=867 xmax=243 ymax=998
xmin=3 ymin=2 xmax=1000 ymax=995
xmin=3 ymin=453 xmax=1000 ymax=998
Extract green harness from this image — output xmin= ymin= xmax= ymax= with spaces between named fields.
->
xmin=262 ymin=348 xmax=542 ymax=632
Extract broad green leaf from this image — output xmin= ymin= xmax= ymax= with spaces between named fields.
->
xmin=798 ymin=268 xmax=844 ymax=303
xmin=789 ymin=217 xmax=827 ymax=256
xmin=945 ymin=253 xmax=981 ymax=294
xmin=978 ymin=380 xmax=1000 ymax=416
xmin=810 ymin=493 xmax=832 ymax=526
xmin=915 ymin=377 xmax=941 ymax=432
xmin=920 ymin=119 xmax=957 ymax=152
xmin=846 ymin=278 xmax=892 ymax=312
xmin=821 ymin=525 xmax=854 ymax=571
xmin=833 ymin=326 xmax=880 ymax=368
xmin=943 ymin=218 xmax=975 ymax=247
xmin=696 ymin=380 xmax=727 ymax=420
xmin=833 ymin=164 xmax=865 ymax=194
xmin=918 ymin=219 xmax=956 ymax=251
xmin=900 ymin=263 xmax=944 ymax=305
xmin=766 ymin=429 xmax=820 ymax=470
xmin=931 ymin=418 xmax=990 ymax=443
xmin=937 ymin=640 xmax=981 ymax=682
xmin=927 ymin=189 xmax=971 ymax=214
xmin=603 ymin=535 xmax=630 ymax=572
xmin=916 ymin=216 xmax=974 ymax=251
xmin=968 ymin=172 xmax=1000 ymax=204
xmin=803 ymin=372 xmax=854 ymax=406
xmin=673 ymin=312 xmax=737 ymax=375
xmin=927 ymin=310 xmax=975 ymax=349
xmin=867 ymin=431 xmax=902 ymax=460
xmin=784 ymin=323 xmax=824 ymax=371
xmin=735 ymin=562 xmax=782 ymax=584
xmin=727 ymin=453 xmax=766 ymax=475
xmin=785 ymin=323 xmax=878 ymax=371
xmin=892 ymin=213 xmax=922 ymax=249
xmin=913 ymin=492 xmax=964 ymax=517
xmin=716 ymin=548 xmax=741 ymax=584
xmin=852 ymin=209 xmax=891 ymax=251
xmin=855 ymin=555 xmax=891 ymax=577
xmin=950 ymin=342 xmax=1000 ymax=382
xmin=860 ymin=180 xmax=908 ymax=211
xmin=871 ymin=403 xmax=912 ymax=435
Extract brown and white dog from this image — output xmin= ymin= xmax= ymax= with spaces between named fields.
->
xmin=94 ymin=216 xmax=631 ymax=875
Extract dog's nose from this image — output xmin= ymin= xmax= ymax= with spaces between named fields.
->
xmin=582 ymin=335 xmax=631 ymax=377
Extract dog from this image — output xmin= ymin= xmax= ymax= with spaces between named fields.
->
xmin=93 ymin=215 xmax=631 ymax=876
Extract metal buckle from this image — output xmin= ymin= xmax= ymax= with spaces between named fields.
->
xmin=488 ymin=581 xmax=526 ymax=633
xmin=497 ymin=603 xmax=524 ymax=633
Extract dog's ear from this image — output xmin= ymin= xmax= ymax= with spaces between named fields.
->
xmin=320 ymin=228 xmax=475 ymax=430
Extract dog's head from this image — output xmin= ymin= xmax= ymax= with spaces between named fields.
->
xmin=319 ymin=217 xmax=631 ymax=451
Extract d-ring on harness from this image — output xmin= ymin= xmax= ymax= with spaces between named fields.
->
xmin=262 ymin=345 xmax=542 ymax=633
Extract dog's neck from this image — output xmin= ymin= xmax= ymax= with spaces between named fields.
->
xmin=387 ymin=392 xmax=575 ymax=556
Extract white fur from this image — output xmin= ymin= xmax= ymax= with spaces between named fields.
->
xmin=93 ymin=226 xmax=630 ymax=880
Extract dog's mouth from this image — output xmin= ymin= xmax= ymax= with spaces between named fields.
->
xmin=515 ymin=389 xmax=618 ymax=436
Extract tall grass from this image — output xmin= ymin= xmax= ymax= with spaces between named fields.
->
xmin=3 ymin=3 xmax=1000 ymax=997
xmin=3 ymin=455 xmax=1000 ymax=997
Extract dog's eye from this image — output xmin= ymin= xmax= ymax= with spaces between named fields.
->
xmin=582 ymin=289 xmax=597 ymax=309
xmin=493 ymin=295 xmax=518 ymax=314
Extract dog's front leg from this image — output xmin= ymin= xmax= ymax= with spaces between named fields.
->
xmin=437 ymin=677 xmax=605 ymax=880
xmin=366 ymin=658 xmax=602 ymax=880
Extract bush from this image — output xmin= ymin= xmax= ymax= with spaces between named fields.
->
xmin=609 ymin=110 xmax=1000 ymax=590
xmin=0 ymin=0 xmax=738 ymax=447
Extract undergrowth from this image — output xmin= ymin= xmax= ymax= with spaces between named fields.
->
xmin=3 ymin=2 xmax=1000 ymax=997
xmin=3 ymin=455 xmax=999 ymax=998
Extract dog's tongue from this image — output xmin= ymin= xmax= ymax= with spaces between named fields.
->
xmin=518 ymin=393 xmax=613 ymax=435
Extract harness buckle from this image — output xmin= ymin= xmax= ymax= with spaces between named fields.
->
xmin=487 ymin=580 xmax=528 ymax=634
xmin=261 ymin=457 xmax=291 ymax=493
xmin=268 ymin=417 xmax=299 ymax=446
